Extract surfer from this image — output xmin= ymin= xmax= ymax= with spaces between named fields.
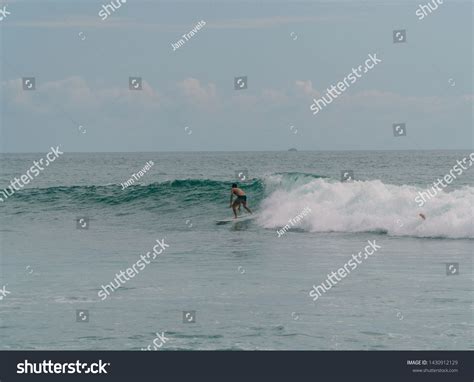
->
xmin=229 ymin=183 xmax=252 ymax=219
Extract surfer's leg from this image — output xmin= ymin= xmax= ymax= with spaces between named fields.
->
xmin=232 ymin=201 xmax=239 ymax=218
xmin=242 ymin=201 xmax=252 ymax=214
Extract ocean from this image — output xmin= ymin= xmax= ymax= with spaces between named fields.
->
xmin=0 ymin=150 xmax=472 ymax=350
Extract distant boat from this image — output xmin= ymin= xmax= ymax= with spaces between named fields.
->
xmin=288 ymin=148 xmax=297 ymax=152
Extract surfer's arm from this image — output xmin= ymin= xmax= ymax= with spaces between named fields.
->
xmin=229 ymin=191 xmax=233 ymax=206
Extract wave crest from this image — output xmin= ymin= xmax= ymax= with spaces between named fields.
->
xmin=257 ymin=177 xmax=474 ymax=239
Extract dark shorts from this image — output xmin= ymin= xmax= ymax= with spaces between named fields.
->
xmin=236 ymin=195 xmax=247 ymax=203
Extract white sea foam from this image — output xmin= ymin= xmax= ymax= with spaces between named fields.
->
xmin=257 ymin=176 xmax=474 ymax=239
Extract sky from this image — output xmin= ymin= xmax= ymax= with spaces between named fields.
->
xmin=0 ymin=0 xmax=472 ymax=152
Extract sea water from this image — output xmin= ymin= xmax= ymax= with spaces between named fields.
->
xmin=0 ymin=151 xmax=472 ymax=350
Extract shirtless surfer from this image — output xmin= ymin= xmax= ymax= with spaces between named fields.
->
xmin=229 ymin=183 xmax=252 ymax=219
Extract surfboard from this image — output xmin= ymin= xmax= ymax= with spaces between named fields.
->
xmin=216 ymin=214 xmax=257 ymax=225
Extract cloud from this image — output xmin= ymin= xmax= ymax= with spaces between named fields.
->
xmin=295 ymin=80 xmax=321 ymax=98
xmin=261 ymin=89 xmax=289 ymax=104
xmin=2 ymin=16 xmax=130 ymax=29
xmin=208 ymin=15 xmax=349 ymax=30
xmin=5 ymin=14 xmax=348 ymax=30
xmin=296 ymin=81 xmax=473 ymax=114
xmin=339 ymin=90 xmax=473 ymax=114
xmin=4 ymin=76 xmax=472 ymax=126
xmin=177 ymin=78 xmax=217 ymax=107
xmin=2 ymin=76 xmax=162 ymax=119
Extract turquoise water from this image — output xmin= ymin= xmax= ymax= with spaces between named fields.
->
xmin=0 ymin=151 xmax=472 ymax=350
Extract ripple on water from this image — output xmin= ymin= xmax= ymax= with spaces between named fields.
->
xmin=359 ymin=331 xmax=386 ymax=337
xmin=54 ymin=296 xmax=98 ymax=304
xmin=171 ymin=334 xmax=223 ymax=339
